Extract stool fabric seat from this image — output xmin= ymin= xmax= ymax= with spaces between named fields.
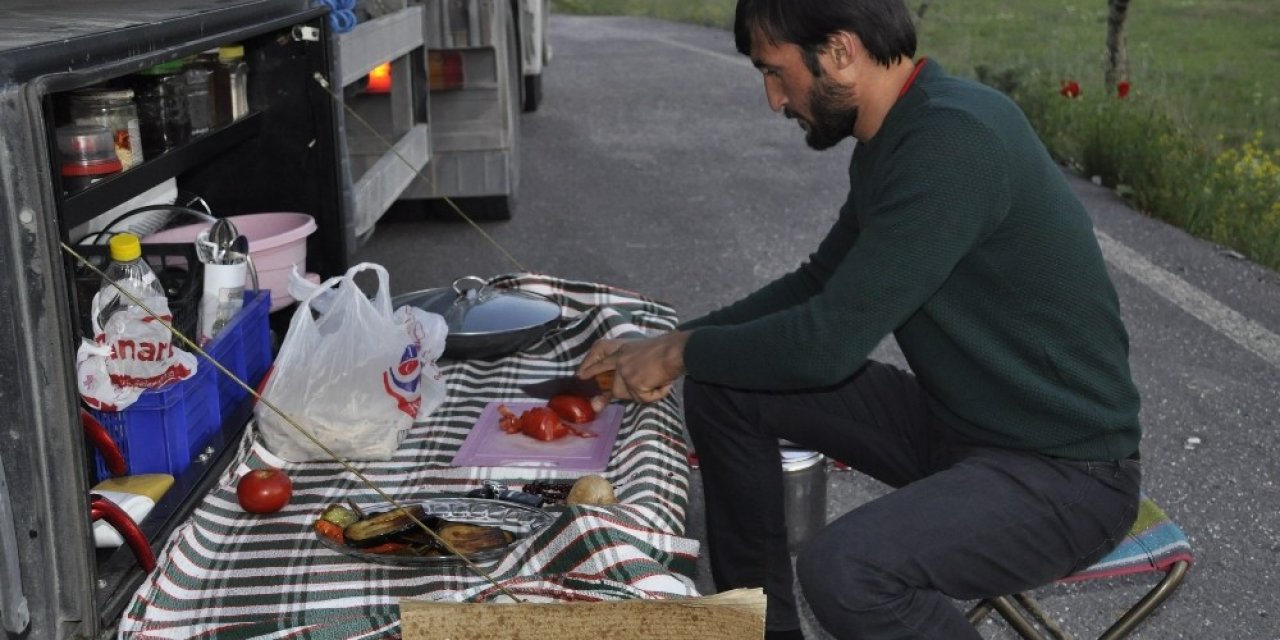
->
xmin=968 ymin=494 xmax=1193 ymax=640
xmin=1063 ymin=495 xmax=1193 ymax=583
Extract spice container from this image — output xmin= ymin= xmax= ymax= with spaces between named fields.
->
xmin=183 ymin=54 xmax=219 ymax=136
xmin=132 ymin=60 xmax=191 ymax=158
xmin=216 ymin=44 xmax=250 ymax=122
xmin=56 ymin=124 xmax=123 ymax=192
xmin=68 ymin=88 xmax=144 ymax=169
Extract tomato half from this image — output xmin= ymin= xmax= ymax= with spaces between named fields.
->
xmin=520 ymin=407 xmax=567 ymax=441
xmin=548 ymin=395 xmax=596 ymax=424
xmin=236 ymin=467 xmax=293 ymax=514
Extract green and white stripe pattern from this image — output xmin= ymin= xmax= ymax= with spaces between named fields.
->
xmin=119 ymin=275 xmax=699 ymax=639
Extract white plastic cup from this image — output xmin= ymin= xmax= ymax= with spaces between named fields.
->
xmin=199 ymin=262 xmax=246 ymax=344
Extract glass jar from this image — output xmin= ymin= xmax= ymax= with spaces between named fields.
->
xmin=217 ymin=44 xmax=250 ymax=122
xmin=68 ymin=87 xmax=144 ymax=169
xmin=131 ymin=60 xmax=191 ymax=158
xmin=183 ymin=53 xmax=219 ymax=136
xmin=56 ymin=124 xmax=123 ymax=192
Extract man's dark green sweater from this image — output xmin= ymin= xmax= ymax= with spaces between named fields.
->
xmin=681 ymin=61 xmax=1140 ymax=461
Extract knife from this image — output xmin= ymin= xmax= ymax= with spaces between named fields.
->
xmin=521 ymin=371 xmax=615 ymax=399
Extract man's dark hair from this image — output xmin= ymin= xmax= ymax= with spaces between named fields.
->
xmin=734 ymin=0 xmax=917 ymax=74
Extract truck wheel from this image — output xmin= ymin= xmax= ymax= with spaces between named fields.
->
xmin=522 ymin=74 xmax=542 ymax=113
xmin=387 ymin=196 xmax=513 ymax=222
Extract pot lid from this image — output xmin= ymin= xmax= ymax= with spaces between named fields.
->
xmin=393 ymin=276 xmax=561 ymax=337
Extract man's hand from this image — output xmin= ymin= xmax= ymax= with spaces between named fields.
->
xmin=577 ymin=331 xmax=690 ymax=406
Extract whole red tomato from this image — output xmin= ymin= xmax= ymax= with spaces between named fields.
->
xmin=237 ymin=467 xmax=293 ymax=514
xmin=548 ymin=395 xmax=596 ymax=424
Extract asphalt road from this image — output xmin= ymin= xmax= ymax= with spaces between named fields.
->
xmin=356 ymin=15 xmax=1280 ymax=639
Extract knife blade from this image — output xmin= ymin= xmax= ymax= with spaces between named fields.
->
xmin=521 ymin=371 xmax=614 ymax=399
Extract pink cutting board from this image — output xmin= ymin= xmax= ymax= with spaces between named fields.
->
xmin=451 ymin=401 xmax=624 ymax=472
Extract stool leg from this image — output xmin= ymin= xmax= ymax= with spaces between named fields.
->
xmin=967 ymin=599 xmax=996 ymax=625
xmin=989 ymin=595 xmax=1048 ymax=640
xmin=1098 ymin=561 xmax=1190 ymax=640
xmin=1013 ymin=593 xmax=1074 ymax=640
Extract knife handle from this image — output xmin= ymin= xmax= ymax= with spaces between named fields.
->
xmin=594 ymin=370 xmax=615 ymax=393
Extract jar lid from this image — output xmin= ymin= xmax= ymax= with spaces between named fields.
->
xmin=140 ymin=59 xmax=186 ymax=75
xmin=218 ymin=44 xmax=245 ymax=61
xmin=61 ymin=158 xmax=123 ymax=176
xmin=781 ymin=450 xmax=824 ymax=472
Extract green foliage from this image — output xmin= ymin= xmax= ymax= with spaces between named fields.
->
xmin=552 ymin=0 xmax=734 ymax=27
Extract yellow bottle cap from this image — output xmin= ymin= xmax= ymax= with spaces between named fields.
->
xmin=108 ymin=233 xmax=142 ymax=261
xmin=218 ymin=44 xmax=245 ymax=62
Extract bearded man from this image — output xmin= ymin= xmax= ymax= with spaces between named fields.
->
xmin=579 ymin=1 xmax=1143 ymax=637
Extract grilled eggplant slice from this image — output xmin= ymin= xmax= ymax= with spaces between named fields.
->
xmin=435 ymin=521 xmax=515 ymax=556
xmin=343 ymin=506 xmax=427 ymax=548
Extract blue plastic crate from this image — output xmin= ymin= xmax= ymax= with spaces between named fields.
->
xmin=91 ymin=362 xmax=221 ymax=481
xmin=90 ymin=290 xmax=274 ymax=481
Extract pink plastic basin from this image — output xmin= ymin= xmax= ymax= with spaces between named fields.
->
xmin=143 ymin=212 xmax=317 ymax=312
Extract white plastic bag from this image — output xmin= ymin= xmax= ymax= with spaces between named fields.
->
xmin=76 ymin=290 xmax=198 ymax=412
xmin=257 ymin=263 xmax=447 ymax=462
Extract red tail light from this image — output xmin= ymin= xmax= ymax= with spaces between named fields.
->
xmin=428 ymin=51 xmax=464 ymax=90
xmin=366 ymin=62 xmax=392 ymax=93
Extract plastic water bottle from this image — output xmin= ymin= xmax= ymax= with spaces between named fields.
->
xmin=96 ymin=233 xmax=167 ymax=331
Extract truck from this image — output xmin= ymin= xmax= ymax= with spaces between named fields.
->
xmin=0 ymin=0 xmax=549 ymax=637
xmin=341 ymin=0 xmax=550 ymax=237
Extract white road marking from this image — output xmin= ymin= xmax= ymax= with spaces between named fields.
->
xmin=1096 ymin=230 xmax=1280 ymax=369
xmin=629 ymin=30 xmax=1280 ymax=372
xmin=648 ymin=35 xmax=754 ymax=70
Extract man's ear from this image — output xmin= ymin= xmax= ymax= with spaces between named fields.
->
xmin=826 ymin=31 xmax=861 ymax=69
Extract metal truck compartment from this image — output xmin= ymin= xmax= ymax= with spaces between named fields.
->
xmin=403 ymin=0 xmax=520 ymax=208
xmin=0 ymin=2 xmax=345 ymax=637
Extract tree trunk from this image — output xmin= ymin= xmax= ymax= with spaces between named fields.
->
xmin=1105 ymin=0 xmax=1131 ymax=88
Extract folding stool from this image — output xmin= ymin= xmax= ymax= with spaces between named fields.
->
xmin=967 ymin=495 xmax=1194 ymax=639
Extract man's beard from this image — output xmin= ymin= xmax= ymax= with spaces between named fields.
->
xmin=788 ymin=75 xmax=858 ymax=150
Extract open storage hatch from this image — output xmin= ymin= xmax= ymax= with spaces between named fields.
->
xmin=0 ymin=1 xmax=348 ymax=637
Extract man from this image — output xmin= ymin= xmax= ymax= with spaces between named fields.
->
xmin=578 ymin=0 xmax=1142 ymax=637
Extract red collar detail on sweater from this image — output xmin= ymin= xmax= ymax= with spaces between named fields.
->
xmin=897 ymin=58 xmax=928 ymax=100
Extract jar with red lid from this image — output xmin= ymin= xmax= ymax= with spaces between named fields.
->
xmin=56 ymin=124 xmax=123 ymax=192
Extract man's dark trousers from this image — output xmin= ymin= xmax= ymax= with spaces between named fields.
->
xmin=683 ymin=361 xmax=1141 ymax=639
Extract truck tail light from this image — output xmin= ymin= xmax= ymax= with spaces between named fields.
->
xmin=366 ymin=62 xmax=392 ymax=93
xmin=428 ymin=51 xmax=464 ymax=90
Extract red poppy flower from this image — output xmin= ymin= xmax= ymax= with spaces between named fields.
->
xmin=1116 ymin=81 xmax=1131 ymax=99
xmin=1059 ymin=80 xmax=1081 ymax=99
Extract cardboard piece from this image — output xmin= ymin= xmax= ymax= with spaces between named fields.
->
xmin=400 ymin=588 xmax=765 ymax=640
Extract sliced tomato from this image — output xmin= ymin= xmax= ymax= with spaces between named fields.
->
xmin=362 ymin=541 xmax=410 ymax=555
xmin=314 ymin=519 xmax=345 ymax=544
xmin=548 ymin=395 xmax=596 ymax=424
xmin=519 ymin=407 xmax=567 ymax=441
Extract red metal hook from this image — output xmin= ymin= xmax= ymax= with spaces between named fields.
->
xmin=89 ymin=494 xmax=155 ymax=572
xmin=81 ymin=409 xmax=127 ymax=477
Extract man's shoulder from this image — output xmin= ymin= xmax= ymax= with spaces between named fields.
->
xmin=888 ymin=63 xmax=1031 ymax=149
xmin=914 ymin=64 xmax=1017 ymax=120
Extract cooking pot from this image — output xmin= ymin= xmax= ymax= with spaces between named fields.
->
xmin=393 ymin=276 xmax=561 ymax=360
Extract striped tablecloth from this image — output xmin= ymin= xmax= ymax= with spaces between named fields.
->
xmin=119 ymin=275 xmax=699 ymax=639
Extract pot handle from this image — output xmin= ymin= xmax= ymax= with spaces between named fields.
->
xmin=451 ymin=275 xmax=488 ymax=299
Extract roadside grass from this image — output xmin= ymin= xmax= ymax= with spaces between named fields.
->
xmin=552 ymin=0 xmax=1280 ymax=271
